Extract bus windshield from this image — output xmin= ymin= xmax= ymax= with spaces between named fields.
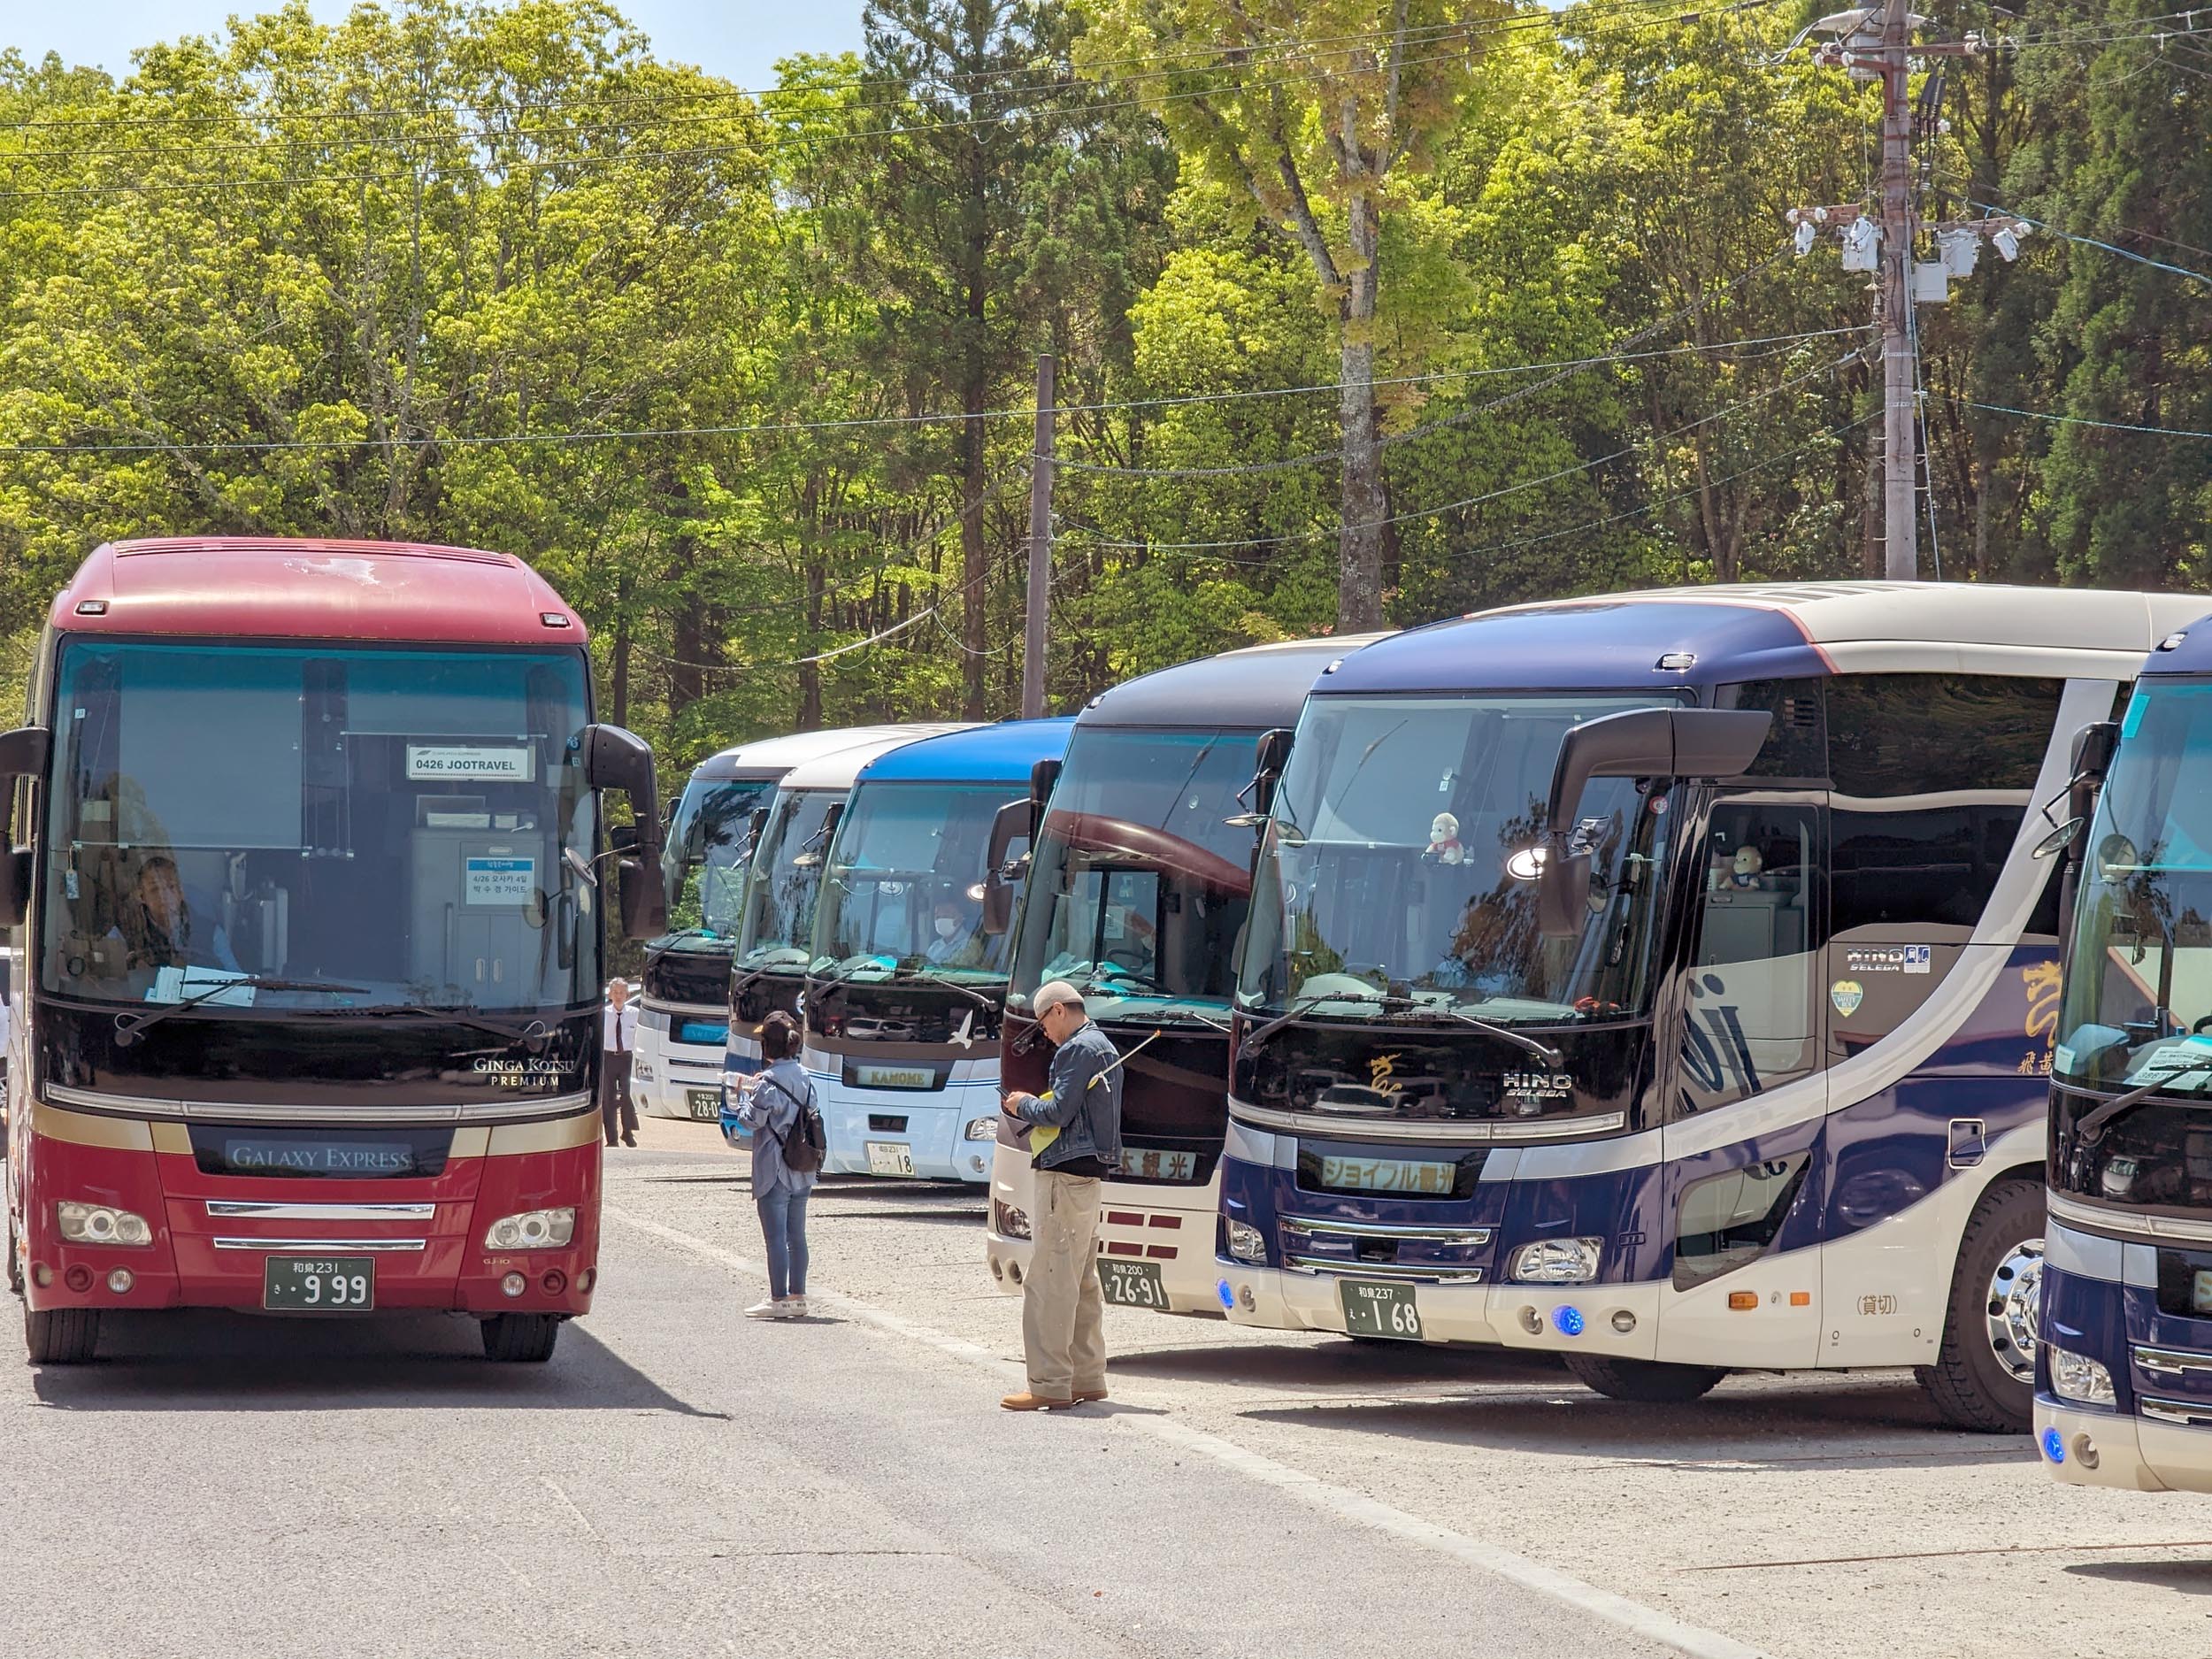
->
xmin=1239 ymin=693 xmax=1678 ymax=1025
xmin=2058 ymin=680 xmax=2212 ymax=1097
xmin=1009 ymin=726 xmax=1260 ymax=1023
xmin=733 ymin=787 xmax=842 ymax=972
xmin=660 ymin=776 xmax=775 ymax=945
xmin=812 ymin=780 xmax=1018 ymax=983
xmin=42 ymin=641 xmax=596 ymax=1013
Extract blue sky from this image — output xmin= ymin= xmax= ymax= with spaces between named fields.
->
xmin=6 ymin=2 xmax=867 ymax=90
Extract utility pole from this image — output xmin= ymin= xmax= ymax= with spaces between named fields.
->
xmin=1878 ymin=0 xmax=1916 ymax=581
xmin=1786 ymin=7 xmax=2011 ymax=582
xmin=1021 ymin=352 xmax=1055 ymax=719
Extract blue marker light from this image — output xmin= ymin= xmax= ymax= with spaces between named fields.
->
xmin=2040 ymin=1426 xmax=2066 ymax=1464
xmin=1217 ymin=1279 xmax=1237 ymax=1311
xmin=1551 ymin=1305 xmax=1585 ymax=1338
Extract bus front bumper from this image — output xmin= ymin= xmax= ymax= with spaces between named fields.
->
xmin=986 ymin=1141 xmax=1226 ymax=1316
xmin=1217 ymin=1259 xmax=1667 ymax=1359
xmin=2036 ymin=1395 xmax=2212 ymax=1493
xmin=820 ymin=1078 xmax=999 ymax=1183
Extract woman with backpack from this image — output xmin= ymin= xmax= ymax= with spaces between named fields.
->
xmin=736 ymin=1010 xmax=820 ymax=1319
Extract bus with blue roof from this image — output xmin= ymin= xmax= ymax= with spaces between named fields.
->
xmin=2039 ymin=614 xmax=2212 ymax=1487
xmin=1215 ymin=582 xmax=2200 ymax=1430
xmin=639 ymin=727 xmax=933 ymax=1121
xmin=986 ymin=638 xmax=1383 ymax=1316
xmin=797 ymin=718 xmax=1074 ymax=1183
xmin=719 ymin=727 xmax=969 ymax=1133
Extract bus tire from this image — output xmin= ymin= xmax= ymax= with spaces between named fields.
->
xmin=24 ymin=1306 xmax=98 ymax=1365
xmin=1917 ymin=1177 xmax=2042 ymax=1434
xmin=1562 ymin=1353 xmax=1727 ymax=1403
xmin=5 ymin=1207 xmax=20 ymax=1296
xmin=480 ymin=1313 xmax=561 ymax=1363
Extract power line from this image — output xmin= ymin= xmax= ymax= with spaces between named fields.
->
xmin=1051 ymin=326 xmax=1865 ymax=482
xmin=1952 ymin=400 xmax=2212 ymax=443
xmin=1966 ymin=201 xmax=2212 ymax=288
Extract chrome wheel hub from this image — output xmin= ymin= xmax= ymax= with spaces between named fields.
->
xmin=1984 ymin=1236 xmax=2044 ymax=1384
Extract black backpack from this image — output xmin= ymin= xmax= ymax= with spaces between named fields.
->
xmin=762 ymin=1073 xmax=826 ymax=1174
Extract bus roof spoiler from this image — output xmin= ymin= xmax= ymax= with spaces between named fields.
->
xmin=1538 ymin=707 xmax=1772 ymax=938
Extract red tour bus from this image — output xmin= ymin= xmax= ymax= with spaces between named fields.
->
xmin=0 ymin=538 xmax=664 ymax=1364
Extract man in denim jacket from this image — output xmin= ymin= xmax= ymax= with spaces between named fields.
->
xmin=1000 ymin=979 xmax=1123 ymax=1409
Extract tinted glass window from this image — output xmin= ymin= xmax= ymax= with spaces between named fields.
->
xmin=1679 ymin=801 xmax=1823 ymax=1115
xmin=1673 ymin=1154 xmax=1810 ymax=1290
xmin=1828 ymin=674 xmax=2061 ymax=796
xmin=1720 ymin=680 xmax=1826 ymax=780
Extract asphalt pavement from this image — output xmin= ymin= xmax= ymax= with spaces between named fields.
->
xmin=0 ymin=1118 xmax=2206 ymax=1658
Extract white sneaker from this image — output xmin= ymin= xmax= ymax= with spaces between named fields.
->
xmin=779 ymin=1295 xmax=809 ymax=1318
xmin=744 ymin=1300 xmax=782 ymax=1319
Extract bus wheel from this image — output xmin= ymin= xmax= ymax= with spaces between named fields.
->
xmin=24 ymin=1306 xmax=98 ymax=1365
xmin=4 ymin=1207 xmax=20 ymax=1296
xmin=480 ymin=1313 xmax=561 ymax=1363
xmin=1562 ymin=1354 xmax=1727 ymax=1403
xmin=1918 ymin=1177 xmax=2042 ymax=1433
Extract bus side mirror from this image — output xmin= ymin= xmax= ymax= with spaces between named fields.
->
xmin=1252 ymin=726 xmax=1294 ymax=818
xmin=1027 ymin=757 xmax=1062 ymax=842
xmin=982 ymin=798 xmax=1033 ymax=936
xmin=2051 ymin=720 xmax=2124 ymax=941
xmin=581 ymin=724 xmax=666 ymax=940
xmin=1537 ymin=707 xmax=1771 ymax=938
xmin=0 ymin=726 xmax=50 ymax=929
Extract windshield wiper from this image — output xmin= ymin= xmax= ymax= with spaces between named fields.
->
xmin=112 ymin=976 xmax=371 ymax=1047
xmin=352 ymin=1003 xmax=557 ymax=1053
xmin=1238 ymin=990 xmax=1386 ymax=1054
xmin=2078 ymin=1056 xmax=2212 ymax=1142
xmin=895 ymin=967 xmax=1003 ymax=1010
xmin=1379 ymin=1003 xmax=1563 ymax=1068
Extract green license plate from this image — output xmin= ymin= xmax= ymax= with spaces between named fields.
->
xmin=687 ymin=1088 xmax=722 ymax=1121
xmin=1340 ymin=1279 xmax=1422 ymax=1340
xmin=1098 ymin=1259 xmax=1169 ymax=1310
xmin=263 ymin=1255 xmax=375 ymax=1311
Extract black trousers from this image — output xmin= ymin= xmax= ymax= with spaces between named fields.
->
xmin=600 ymin=1055 xmax=636 ymax=1143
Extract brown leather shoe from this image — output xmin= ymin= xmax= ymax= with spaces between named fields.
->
xmin=1071 ymin=1388 xmax=1108 ymax=1402
xmin=1000 ymin=1391 xmax=1074 ymax=1411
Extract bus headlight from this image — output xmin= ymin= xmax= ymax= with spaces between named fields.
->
xmin=483 ymin=1208 xmax=576 ymax=1250
xmin=1510 ymin=1237 xmax=1602 ymax=1284
xmin=964 ymin=1116 xmax=998 ymax=1141
xmin=633 ymin=1058 xmax=656 ymax=1082
xmin=57 ymin=1202 xmax=152 ymax=1247
xmin=1225 ymin=1219 xmax=1268 ymax=1264
xmin=993 ymin=1201 xmax=1031 ymax=1240
xmin=2049 ymin=1346 xmax=2117 ymax=1407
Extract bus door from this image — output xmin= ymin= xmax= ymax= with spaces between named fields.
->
xmin=1655 ymin=792 xmax=1830 ymax=1368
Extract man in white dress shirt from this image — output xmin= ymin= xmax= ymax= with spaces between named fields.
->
xmin=601 ymin=978 xmax=639 ymax=1148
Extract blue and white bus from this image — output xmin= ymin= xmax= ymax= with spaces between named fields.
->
xmin=987 ymin=638 xmax=1382 ymax=1315
xmin=803 ymin=719 xmax=1072 ymax=1182
xmin=2039 ymin=615 xmax=2212 ymax=1487
xmin=720 ymin=728 xmax=970 ymax=1122
xmin=639 ymin=728 xmax=933 ymax=1120
xmin=1216 ymin=583 xmax=2200 ymax=1430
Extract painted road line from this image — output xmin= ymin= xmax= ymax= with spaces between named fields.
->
xmin=605 ymin=1203 xmax=1771 ymax=1659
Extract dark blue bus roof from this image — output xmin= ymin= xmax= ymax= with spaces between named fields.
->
xmin=2139 ymin=614 xmax=2212 ymax=678
xmin=1079 ymin=634 xmax=1389 ymax=730
xmin=1316 ymin=584 xmax=2206 ymax=695
xmin=853 ymin=718 xmax=1074 ymax=786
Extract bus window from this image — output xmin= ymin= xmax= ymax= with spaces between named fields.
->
xmin=1678 ymin=800 xmax=1824 ymax=1116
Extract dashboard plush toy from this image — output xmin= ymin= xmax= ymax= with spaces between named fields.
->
xmin=1423 ymin=811 xmax=1464 ymax=864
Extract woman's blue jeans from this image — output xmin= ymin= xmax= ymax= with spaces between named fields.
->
xmin=756 ymin=1186 xmax=810 ymax=1300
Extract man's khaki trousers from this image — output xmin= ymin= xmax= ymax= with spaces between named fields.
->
xmin=1022 ymin=1168 xmax=1106 ymax=1400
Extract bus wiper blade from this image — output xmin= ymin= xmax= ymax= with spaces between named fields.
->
xmin=1382 ymin=1004 xmax=1563 ymax=1068
xmin=895 ymin=968 xmax=1002 ymax=1010
xmin=2078 ymin=1057 xmax=2212 ymax=1142
xmin=112 ymin=976 xmax=371 ymax=1047
xmin=381 ymin=1003 xmax=557 ymax=1053
xmin=1238 ymin=991 xmax=1386 ymax=1055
